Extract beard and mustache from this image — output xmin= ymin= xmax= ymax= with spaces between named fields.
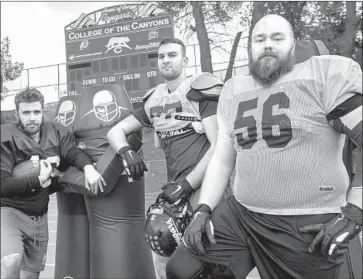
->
xmin=249 ymin=46 xmax=296 ymax=87
xmin=18 ymin=116 xmax=44 ymax=136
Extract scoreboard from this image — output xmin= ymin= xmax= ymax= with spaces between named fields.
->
xmin=64 ymin=14 xmax=174 ymax=106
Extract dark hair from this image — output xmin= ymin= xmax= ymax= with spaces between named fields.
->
xmin=14 ymin=87 xmax=44 ymax=111
xmin=159 ymin=37 xmax=186 ymax=56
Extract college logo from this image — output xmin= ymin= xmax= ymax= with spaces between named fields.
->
xmin=54 ymin=100 xmax=77 ymax=127
xmin=80 ymin=39 xmax=89 ymax=50
xmin=105 ymin=36 xmax=132 ymax=54
xmin=148 ymin=30 xmax=158 ymax=40
xmin=81 ymin=90 xmax=130 ymax=122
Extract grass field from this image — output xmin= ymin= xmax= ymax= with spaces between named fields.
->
xmin=39 ymin=128 xmax=362 ymax=279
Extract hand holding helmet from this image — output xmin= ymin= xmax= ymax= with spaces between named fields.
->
xmin=144 ymin=195 xmax=193 ymax=257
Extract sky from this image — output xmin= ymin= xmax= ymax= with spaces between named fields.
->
xmin=1 ymin=2 xmax=130 ymax=68
xmin=1 ymin=1 xmax=248 ymax=110
xmin=1 ymin=2 xmax=126 ymax=110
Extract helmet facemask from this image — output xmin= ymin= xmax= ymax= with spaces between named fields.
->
xmin=144 ymin=196 xmax=193 ymax=256
xmin=94 ymin=102 xmax=117 ymax=122
xmin=58 ymin=110 xmax=75 ymax=126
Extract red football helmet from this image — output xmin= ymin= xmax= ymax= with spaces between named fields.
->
xmin=144 ymin=194 xmax=193 ymax=257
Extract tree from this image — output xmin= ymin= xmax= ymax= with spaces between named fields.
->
xmin=1 ymin=37 xmax=24 ymax=98
xmin=244 ymin=1 xmax=362 ymax=67
xmin=190 ymin=1 xmax=213 ymax=72
xmin=224 ymin=31 xmax=242 ymax=81
xmin=156 ymin=1 xmax=244 ymax=73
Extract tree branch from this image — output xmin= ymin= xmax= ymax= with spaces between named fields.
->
xmin=174 ymin=11 xmax=193 ymax=22
xmin=207 ymin=31 xmax=232 ymax=37
xmin=210 ymin=44 xmax=231 ymax=54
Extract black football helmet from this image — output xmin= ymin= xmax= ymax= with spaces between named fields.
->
xmin=144 ymin=194 xmax=193 ymax=257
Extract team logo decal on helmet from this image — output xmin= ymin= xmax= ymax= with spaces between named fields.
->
xmin=55 ymin=100 xmax=76 ymax=127
xmin=144 ymin=195 xmax=193 ymax=257
xmin=81 ymin=90 xmax=131 ymax=122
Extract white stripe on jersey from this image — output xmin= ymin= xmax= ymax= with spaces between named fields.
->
xmin=340 ymin=106 xmax=362 ymax=130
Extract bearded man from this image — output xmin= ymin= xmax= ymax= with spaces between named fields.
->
xmin=166 ymin=14 xmax=362 ymax=279
xmin=1 ymin=87 xmax=105 ymax=279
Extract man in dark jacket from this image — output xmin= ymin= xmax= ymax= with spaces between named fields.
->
xmin=1 ymin=87 xmax=105 ymax=279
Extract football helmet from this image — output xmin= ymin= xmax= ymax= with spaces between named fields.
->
xmin=144 ymin=194 xmax=193 ymax=257
xmin=93 ymin=90 xmax=118 ymax=122
xmin=57 ymin=100 xmax=76 ymax=127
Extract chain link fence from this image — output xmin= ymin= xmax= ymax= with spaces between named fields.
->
xmin=2 ymin=40 xmax=249 ymax=112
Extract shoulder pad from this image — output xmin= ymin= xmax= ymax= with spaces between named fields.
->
xmin=142 ymin=86 xmax=157 ymax=102
xmin=188 ymin=73 xmax=223 ymax=101
xmin=190 ymin=73 xmax=223 ymax=91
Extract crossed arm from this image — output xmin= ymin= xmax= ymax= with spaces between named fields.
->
xmin=107 ymin=114 xmax=144 ymax=152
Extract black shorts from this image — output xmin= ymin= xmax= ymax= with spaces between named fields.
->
xmin=179 ymin=196 xmax=355 ymax=279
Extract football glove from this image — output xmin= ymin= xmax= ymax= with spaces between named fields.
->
xmin=118 ymin=146 xmax=148 ymax=181
xmin=160 ymin=179 xmax=194 ymax=204
xmin=299 ymin=203 xmax=362 ymax=259
xmin=182 ymin=204 xmax=216 ymax=255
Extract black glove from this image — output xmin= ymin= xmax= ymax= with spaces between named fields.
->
xmin=299 ymin=203 xmax=362 ymax=259
xmin=48 ymin=177 xmax=64 ymax=195
xmin=160 ymin=179 xmax=194 ymax=204
xmin=118 ymin=146 xmax=148 ymax=181
xmin=183 ymin=204 xmax=216 ymax=255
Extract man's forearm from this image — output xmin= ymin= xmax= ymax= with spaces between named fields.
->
xmin=185 ymin=145 xmax=215 ymax=190
xmin=107 ymin=114 xmax=146 ymax=153
xmin=107 ymin=127 xmax=130 ymax=153
xmin=198 ymin=152 xmax=233 ymax=211
xmin=65 ymin=145 xmax=93 ymax=171
xmin=0 ymin=170 xmax=42 ymax=197
xmin=347 ymin=187 xmax=362 ymax=209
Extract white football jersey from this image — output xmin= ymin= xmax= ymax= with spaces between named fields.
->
xmin=218 ymin=55 xmax=362 ymax=215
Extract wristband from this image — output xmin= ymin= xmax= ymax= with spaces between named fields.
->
xmin=118 ymin=145 xmax=130 ymax=156
xmin=341 ymin=203 xmax=363 ymax=226
xmin=195 ymin=203 xmax=212 ymax=215
xmin=179 ymin=178 xmax=194 ymax=193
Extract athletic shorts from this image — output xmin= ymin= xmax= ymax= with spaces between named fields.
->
xmin=1 ymin=207 xmax=48 ymax=272
xmin=179 ymin=196 xmax=349 ymax=279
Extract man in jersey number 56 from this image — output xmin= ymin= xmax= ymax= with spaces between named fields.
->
xmin=166 ymin=14 xmax=362 ymax=279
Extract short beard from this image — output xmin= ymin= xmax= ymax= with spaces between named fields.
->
xmin=18 ymin=116 xmax=44 ymax=136
xmin=161 ymin=72 xmax=178 ymax=81
xmin=249 ymin=47 xmax=295 ymax=87
xmin=161 ymin=70 xmax=181 ymax=81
